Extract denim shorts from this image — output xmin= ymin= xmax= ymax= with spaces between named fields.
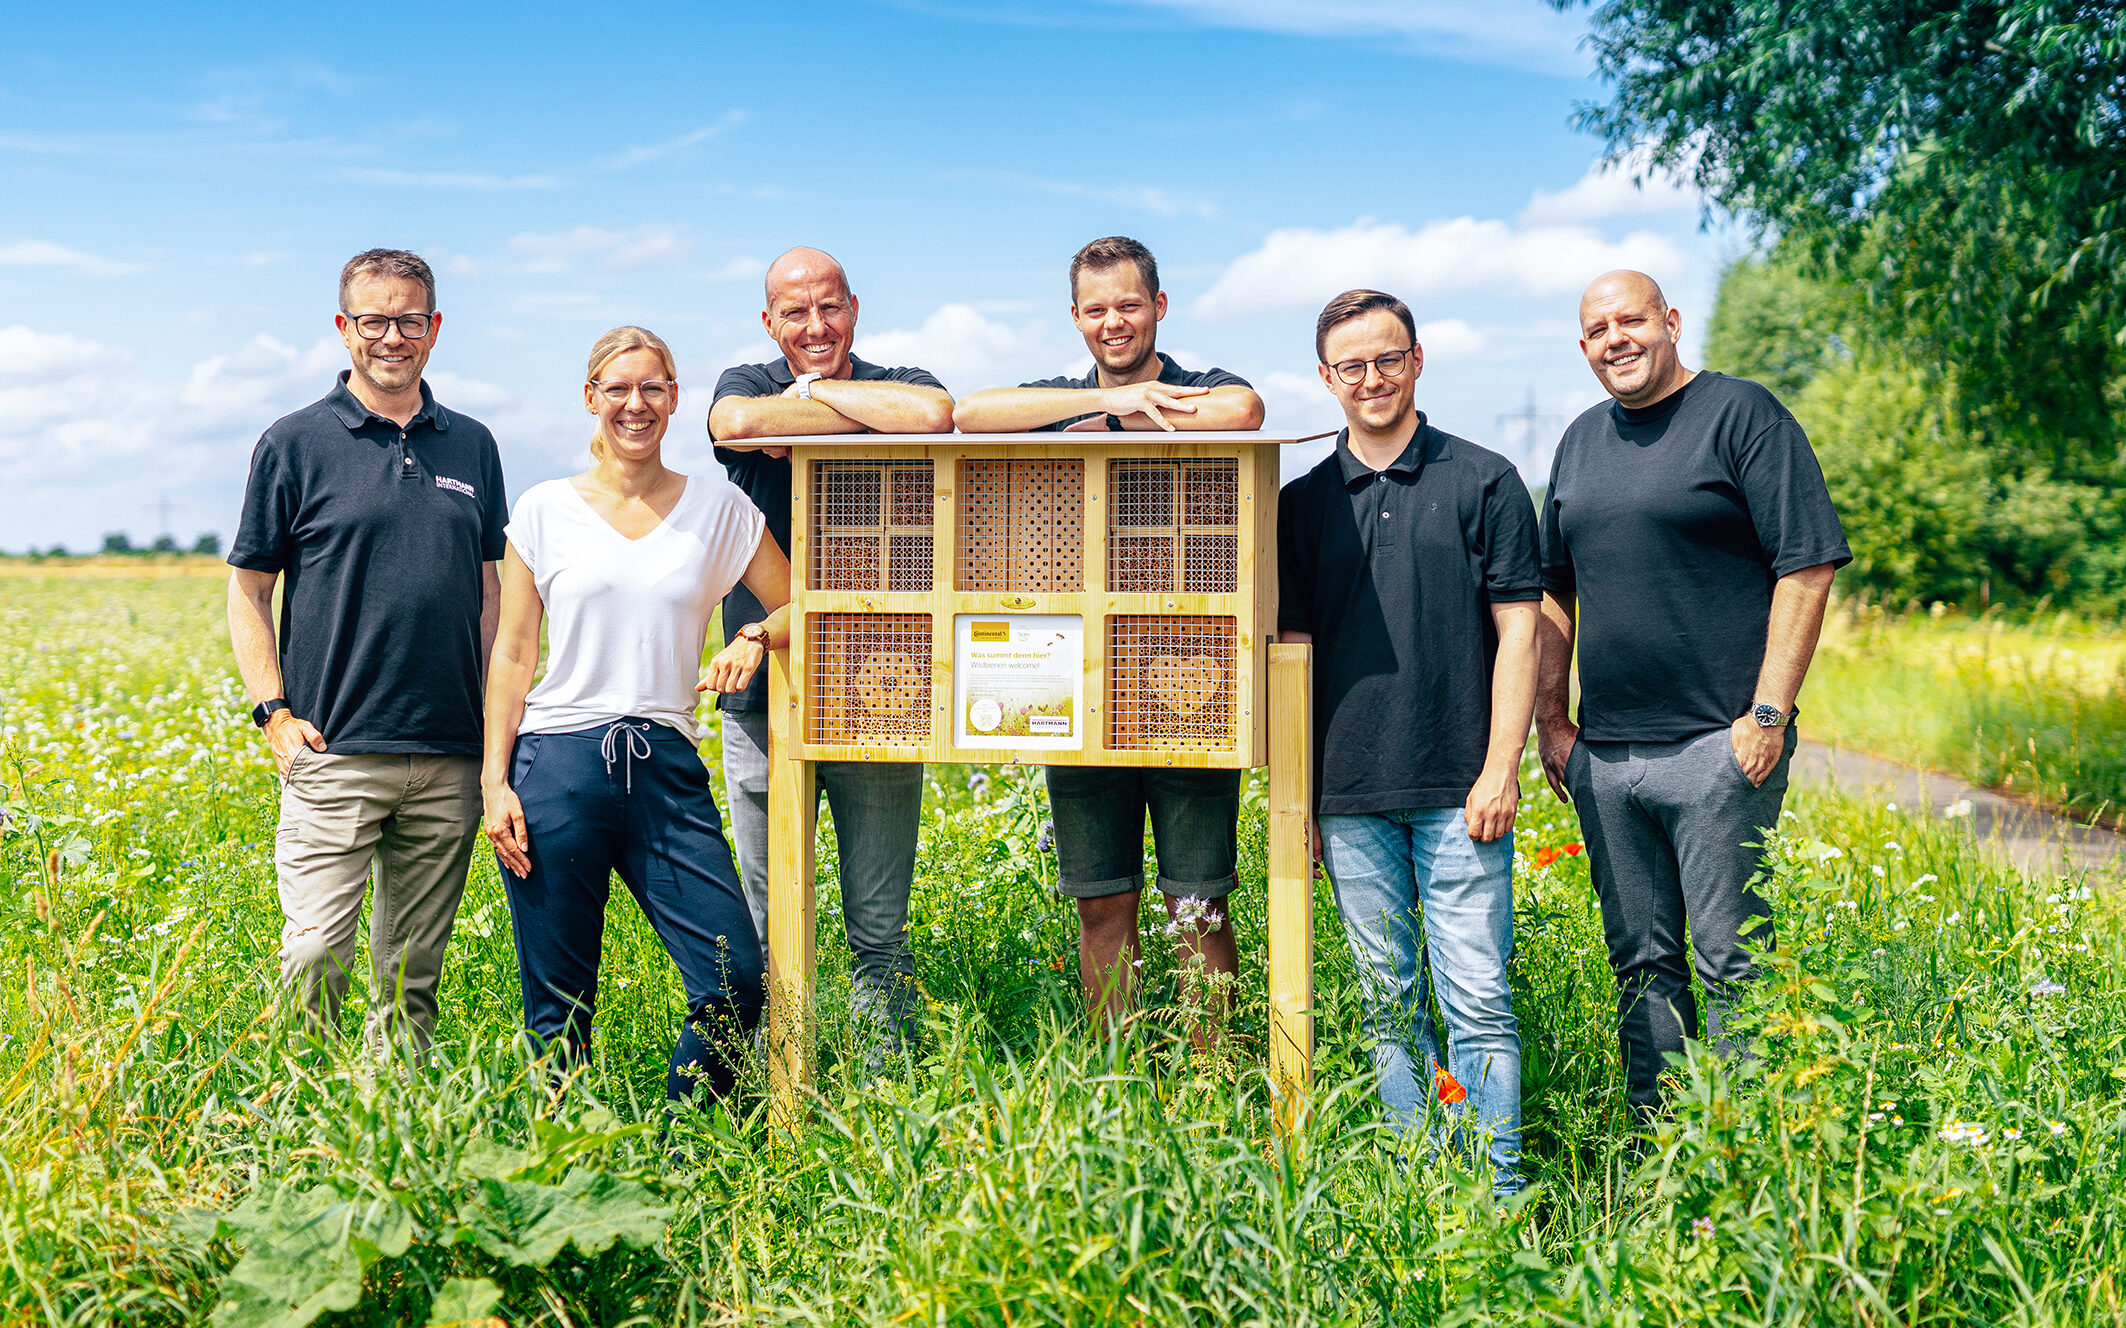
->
xmin=1043 ymin=766 xmax=1241 ymax=900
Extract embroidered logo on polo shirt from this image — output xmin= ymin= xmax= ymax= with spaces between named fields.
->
xmin=435 ymin=476 xmax=476 ymax=498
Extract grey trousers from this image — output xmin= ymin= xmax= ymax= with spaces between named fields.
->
xmin=719 ymin=708 xmax=925 ymax=1041
xmin=274 ymin=749 xmax=483 ymax=1054
xmin=1565 ymin=724 xmax=1795 ymax=1120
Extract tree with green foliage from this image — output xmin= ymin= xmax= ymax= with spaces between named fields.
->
xmin=1558 ymin=0 xmax=2126 ymax=460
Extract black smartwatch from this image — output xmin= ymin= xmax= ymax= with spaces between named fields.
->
xmin=252 ymin=698 xmax=290 ymax=729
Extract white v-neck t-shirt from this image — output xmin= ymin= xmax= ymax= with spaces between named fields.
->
xmin=507 ymin=475 xmax=765 ymax=740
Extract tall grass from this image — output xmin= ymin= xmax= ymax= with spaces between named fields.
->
xmin=4 ymin=574 xmax=2126 ymax=1325
xmin=1810 ymin=603 xmax=2126 ymax=817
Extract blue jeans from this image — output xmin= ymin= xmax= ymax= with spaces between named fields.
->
xmin=502 ymin=722 xmax=764 ymax=1103
xmin=1320 ymin=807 xmax=1521 ymax=1195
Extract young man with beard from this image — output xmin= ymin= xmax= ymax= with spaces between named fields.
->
xmin=1535 ymin=269 xmax=1847 ymax=1125
xmin=1277 ymin=289 xmax=1539 ymax=1196
xmin=955 ymin=236 xmax=1265 ymax=1037
xmin=227 ymin=248 xmax=507 ymax=1055
xmin=708 ymin=246 xmax=954 ymax=1061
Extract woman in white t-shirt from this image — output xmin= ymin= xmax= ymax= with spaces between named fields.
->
xmin=481 ymin=325 xmax=790 ymax=1110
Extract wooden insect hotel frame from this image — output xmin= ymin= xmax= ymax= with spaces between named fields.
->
xmin=763 ymin=432 xmax=1315 ymax=1132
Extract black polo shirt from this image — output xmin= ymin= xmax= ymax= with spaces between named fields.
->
xmin=1538 ymin=371 xmax=1851 ymax=743
xmin=1021 ymin=352 xmax=1249 ymax=430
xmin=1278 ymin=420 xmax=1542 ymax=815
xmin=229 ymin=372 xmax=508 ymax=755
xmin=709 ymin=354 xmax=948 ymax=713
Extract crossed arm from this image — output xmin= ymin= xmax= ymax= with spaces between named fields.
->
xmin=1534 ymin=561 xmax=1838 ymax=800
xmin=953 ymin=381 xmax=1266 ymax=433
xmin=709 ymin=379 xmax=954 ymax=455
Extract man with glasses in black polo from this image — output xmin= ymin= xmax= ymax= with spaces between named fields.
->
xmin=227 ymin=248 xmax=508 ymax=1056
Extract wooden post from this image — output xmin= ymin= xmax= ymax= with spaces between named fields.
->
xmin=766 ymin=646 xmax=818 ymax=1135
xmin=1267 ymin=642 xmax=1313 ymax=1136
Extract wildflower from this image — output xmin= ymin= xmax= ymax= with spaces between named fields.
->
xmin=2001 ymin=1128 xmax=2023 ymax=1142
xmin=1944 ymin=800 xmax=1974 ymax=819
xmin=967 ymin=771 xmax=992 ymax=797
xmin=2047 ymin=893 xmax=2063 ymax=905
xmin=1690 ymin=1216 xmax=1714 ymax=1240
xmin=1435 ymin=1066 xmax=1467 ymax=1104
xmin=1938 ymin=1121 xmax=1990 ymax=1147
xmin=2049 ymin=1122 xmax=2068 ymax=1139
xmin=2031 ymin=979 xmax=2066 ymax=997
xmin=1914 ymin=874 xmax=1939 ymax=887
xmin=1946 ymin=912 xmax=1963 ymax=925
xmin=1884 ymin=841 xmax=1902 ymax=853
xmin=1563 ymin=843 xmax=1583 ymax=856
xmin=1034 ymin=819 xmax=1054 ymax=853
xmin=1816 ymin=845 xmax=1845 ymax=862
xmin=1872 ymin=864 xmax=1887 ymax=878
xmin=1871 ymin=948 xmax=1886 ymax=956
xmin=1894 ymin=920 xmax=1910 ymax=930
xmin=1885 ymin=803 xmax=1899 ymax=813
xmin=1533 ymin=847 xmax=1560 ymax=869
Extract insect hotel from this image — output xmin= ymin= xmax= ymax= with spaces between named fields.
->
xmin=763 ymin=431 xmax=1316 ymax=1129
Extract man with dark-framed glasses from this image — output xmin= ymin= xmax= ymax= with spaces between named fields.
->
xmin=227 ymin=248 xmax=508 ymax=1056
xmin=1277 ymin=289 xmax=1540 ymax=1196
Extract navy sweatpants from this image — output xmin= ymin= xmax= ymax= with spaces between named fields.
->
xmin=501 ymin=720 xmax=764 ymax=1102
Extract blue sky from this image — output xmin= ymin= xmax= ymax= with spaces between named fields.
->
xmin=0 ymin=0 xmax=1736 ymax=552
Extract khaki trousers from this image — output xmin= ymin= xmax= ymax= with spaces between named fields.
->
xmin=274 ymin=749 xmax=482 ymax=1051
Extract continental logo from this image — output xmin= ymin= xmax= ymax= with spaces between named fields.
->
xmin=970 ymin=622 xmax=1011 ymax=643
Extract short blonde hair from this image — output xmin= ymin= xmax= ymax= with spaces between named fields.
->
xmin=586 ymin=326 xmax=679 ymax=460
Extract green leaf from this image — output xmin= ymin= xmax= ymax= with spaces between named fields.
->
xmin=426 ymin=1277 xmax=504 ymax=1327
xmin=208 ymin=1187 xmax=364 ymax=1328
xmin=464 ymin=1166 xmax=671 ymax=1268
xmin=457 ymin=1135 xmax=533 ymax=1182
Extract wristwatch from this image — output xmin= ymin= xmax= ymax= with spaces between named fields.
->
xmin=251 ymin=698 xmax=290 ymax=728
xmin=1104 ymin=413 xmax=1125 ymax=431
xmin=735 ymin=622 xmax=771 ymax=648
xmin=1751 ymin=702 xmax=1796 ymax=728
xmin=793 ymin=372 xmax=824 ymax=400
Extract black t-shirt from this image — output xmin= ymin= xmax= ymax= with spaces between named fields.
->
xmin=1279 ymin=421 xmax=1542 ymax=815
xmin=228 ymin=373 xmax=508 ymax=755
xmin=1538 ymin=371 xmax=1851 ymax=743
xmin=709 ymin=354 xmax=948 ymax=712
xmin=1020 ymin=352 xmax=1249 ymax=429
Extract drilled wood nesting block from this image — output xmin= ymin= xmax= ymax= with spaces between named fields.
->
xmin=954 ymin=458 xmax=1085 ymax=592
xmin=1104 ymin=614 xmax=1239 ymax=752
xmin=808 ymin=460 xmax=935 ymax=592
xmin=804 ymin=612 xmax=934 ymax=746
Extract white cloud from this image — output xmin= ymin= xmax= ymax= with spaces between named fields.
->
xmin=0 ymin=240 xmax=142 ymax=277
xmin=338 ymin=168 xmax=558 ymax=190
xmin=1194 ymin=216 xmax=1688 ymax=321
xmin=424 ymin=370 xmax=511 ymax=410
xmin=610 ymin=111 xmax=749 ymax=169
xmin=705 ymin=255 xmax=766 ymax=282
xmin=0 ymin=326 xmax=124 ymax=384
xmin=971 ymin=171 xmax=1218 ymax=220
xmin=178 ymin=334 xmax=341 ymax=429
xmin=1414 ymin=317 xmax=1488 ymax=358
xmin=856 ymin=303 xmax=1060 ymax=395
xmin=1519 ymin=145 xmax=1700 ymax=226
xmin=1113 ymin=0 xmax=1587 ymax=75
xmin=506 ymin=224 xmax=693 ymax=274
xmin=0 ymin=328 xmax=128 ymax=438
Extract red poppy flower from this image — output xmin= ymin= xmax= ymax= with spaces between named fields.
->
xmin=1564 ymin=843 xmax=1584 ymax=856
xmin=1435 ymin=1066 xmax=1468 ymax=1104
xmin=1533 ymin=847 xmax=1560 ymax=868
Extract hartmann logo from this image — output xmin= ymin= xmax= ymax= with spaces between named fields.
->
xmin=435 ymin=476 xmax=475 ymax=498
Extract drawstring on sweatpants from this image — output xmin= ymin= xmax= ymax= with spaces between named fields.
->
xmin=600 ymin=720 xmax=655 ymax=792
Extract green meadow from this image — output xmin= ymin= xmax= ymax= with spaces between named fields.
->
xmin=4 ymin=568 xmax=2125 ymax=1326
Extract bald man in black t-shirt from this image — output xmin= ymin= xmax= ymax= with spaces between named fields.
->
xmin=1534 ymin=270 xmax=1849 ymax=1125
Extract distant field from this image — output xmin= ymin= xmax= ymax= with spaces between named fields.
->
xmin=6 ymin=572 xmax=2126 ymax=1325
xmin=1808 ymin=605 xmax=2126 ymax=818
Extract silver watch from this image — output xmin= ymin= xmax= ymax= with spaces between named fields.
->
xmin=1751 ymin=702 xmax=1795 ymax=728
xmin=794 ymin=371 xmax=824 ymax=400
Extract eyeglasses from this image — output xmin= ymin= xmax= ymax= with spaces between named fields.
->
xmin=343 ymin=312 xmax=437 ymax=341
xmin=1328 ymin=347 xmax=1416 ymax=384
xmin=591 ymin=379 xmax=676 ymax=407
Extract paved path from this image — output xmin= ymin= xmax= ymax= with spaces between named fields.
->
xmin=1795 ymin=741 xmax=2122 ymax=880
